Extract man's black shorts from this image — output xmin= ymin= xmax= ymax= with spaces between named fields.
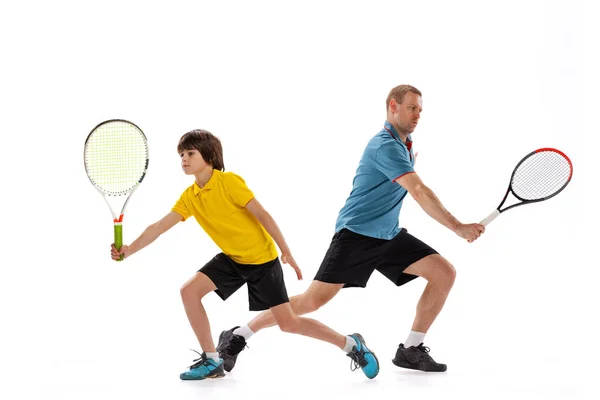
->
xmin=314 ymin=228 xmax=439 ymax=288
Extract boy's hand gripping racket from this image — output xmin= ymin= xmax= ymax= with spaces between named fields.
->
xmin=84 ymin=119 xmax=149 ymax=260
xmin=480 ymin=148 xmax=572 ymax=226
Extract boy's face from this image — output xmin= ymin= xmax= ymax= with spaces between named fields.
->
xmin=180 ymin=148 xmax=210 ymax=175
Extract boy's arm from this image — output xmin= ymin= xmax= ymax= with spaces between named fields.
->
xmin=245 ymin=198 xmax=302 ymax=280
xmin=111 ymin=211 xmax=183 ymax=260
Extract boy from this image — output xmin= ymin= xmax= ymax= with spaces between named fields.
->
xmin=111 ymin=129 xmax=379 ymax=380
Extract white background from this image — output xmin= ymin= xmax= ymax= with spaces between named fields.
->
xmin=1 ymin=1 xmax=598 ymax=399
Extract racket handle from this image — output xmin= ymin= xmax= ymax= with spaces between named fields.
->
xmin=480 ymin=209 xmax=500 ymax=226
xmin=114 ymin=222 xmax=124 ymax=261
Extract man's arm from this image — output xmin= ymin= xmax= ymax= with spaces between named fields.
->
xmin=395 ymin=173 xmax=484 ymax=241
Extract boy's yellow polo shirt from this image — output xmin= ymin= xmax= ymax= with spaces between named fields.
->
xmin=172 ymin=170 xmax=278 ymax=264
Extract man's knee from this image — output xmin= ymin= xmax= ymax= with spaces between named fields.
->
xmin=410 ymin=255 xmax=456 ymax=289
xmin=297 ymin=293 xmax=326 ymax=314
xmin=277 ymin=316 xmax=300 ymax=334
xmin=309 ymin=294 xmax=330 ymax=312
xmin=437 ymin=259 xmax=456 ymax=289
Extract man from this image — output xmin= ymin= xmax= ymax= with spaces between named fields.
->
xmin=217 ymin=85 xmax=485 ymax=373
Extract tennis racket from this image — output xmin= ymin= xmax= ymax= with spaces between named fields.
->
xmin=84 ymin=119 xmax=149 ymax=260
xmin=480 ymin=148 xmax=573 ymax=226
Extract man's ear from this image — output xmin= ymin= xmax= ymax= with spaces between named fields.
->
xmin=389 ymin=98 xmax=398 ymax=113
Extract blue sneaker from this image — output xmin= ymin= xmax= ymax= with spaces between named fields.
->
xmin=180 ymin=350 xmax=225 ymax=380
xmin=346 ymin=333 xmax=379 ymax=379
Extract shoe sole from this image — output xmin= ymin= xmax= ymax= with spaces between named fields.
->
xmin=391 ymin=358 xmax=447 ymax=372
xmin=208 ymin=371 xmax=226 ymax=379
xmin=353 ymin=333 xmax=380 ymax=379
xmin=180 ymin=371 xmax=226 ymax=380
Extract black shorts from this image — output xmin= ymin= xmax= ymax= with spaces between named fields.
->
xmin=198 ymin=253 xmax=289 ymax=311
xmin=314 ymin=228 xmax=439 ymax=288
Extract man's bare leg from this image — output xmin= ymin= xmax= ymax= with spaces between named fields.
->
xmin=268 ymin=302 xmax=346 ymax=348
xmin=403 ymin=254 xmax=456 ymax=335
xmin=215 ymin=281 xmax=346 ymax=373
xmin=392 ymin=254 xmax=456 ymax=372
xmin=247 ymin=281 xmax=344 ymax=333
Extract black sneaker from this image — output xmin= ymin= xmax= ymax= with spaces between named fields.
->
xmin=216 ymin=326 xmax=247 ymax=372
xmin=392 ymin=343 xmax=447 ymax=372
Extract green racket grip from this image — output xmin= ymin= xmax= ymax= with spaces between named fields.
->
xmin=114 ymin=223 xmax=124 ymax=261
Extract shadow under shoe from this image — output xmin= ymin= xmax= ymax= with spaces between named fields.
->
xmin=392 ymin=343 xmax=447 ymax=372
xmin=216 ymin=326 xmax=247 ymax=372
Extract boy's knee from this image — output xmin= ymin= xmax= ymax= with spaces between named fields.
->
xmin=180 ymin=283 xmax=205 ymax=301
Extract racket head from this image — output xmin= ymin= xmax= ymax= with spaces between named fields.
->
xmin=509 ymin=148 xmax=573 ymax=203
xmin=84 ymin=119 xmax=149 ymax=196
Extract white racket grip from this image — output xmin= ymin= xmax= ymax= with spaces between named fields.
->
xmin=480 ymin=209 xmax=500 ymax=226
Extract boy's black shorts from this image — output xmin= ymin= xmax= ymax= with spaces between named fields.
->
xmin=199 ymin=253 xmax=289 ymax=311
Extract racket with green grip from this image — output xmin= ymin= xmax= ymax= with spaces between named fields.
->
xmin=84 ymin=119 xmax=149 ymax=261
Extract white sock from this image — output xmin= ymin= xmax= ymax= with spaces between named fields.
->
xmin=343 ymin=336 xmax=357 ymax=353
xmin=405 ymin=331 xmax=426 ymax=348
xmin=233 ymin=325 xmax=255 ymax=341
xmin=205 ymin=351 xmax=220 ymax=363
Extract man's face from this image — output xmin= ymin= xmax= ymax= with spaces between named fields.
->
xmin=391 ymin=92 xmax=422 ymax=134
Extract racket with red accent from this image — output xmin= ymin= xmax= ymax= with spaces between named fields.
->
xmin=480 ymin=148 xmax=573 ymax=226
xmin=84 ymin=119 xmax=149 ymax=260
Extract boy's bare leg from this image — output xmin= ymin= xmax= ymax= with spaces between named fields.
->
xmin=180 ymin=272 xmax=218 ymax=352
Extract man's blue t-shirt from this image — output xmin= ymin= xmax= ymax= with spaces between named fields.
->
xmin=335 ymin=121 xmax=415 ymax=240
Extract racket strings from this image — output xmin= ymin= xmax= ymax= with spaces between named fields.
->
xmin=85 ymin=121 xmax=148 ymax=195
xmin=511 ymin=151 xmax=571 ymax=200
